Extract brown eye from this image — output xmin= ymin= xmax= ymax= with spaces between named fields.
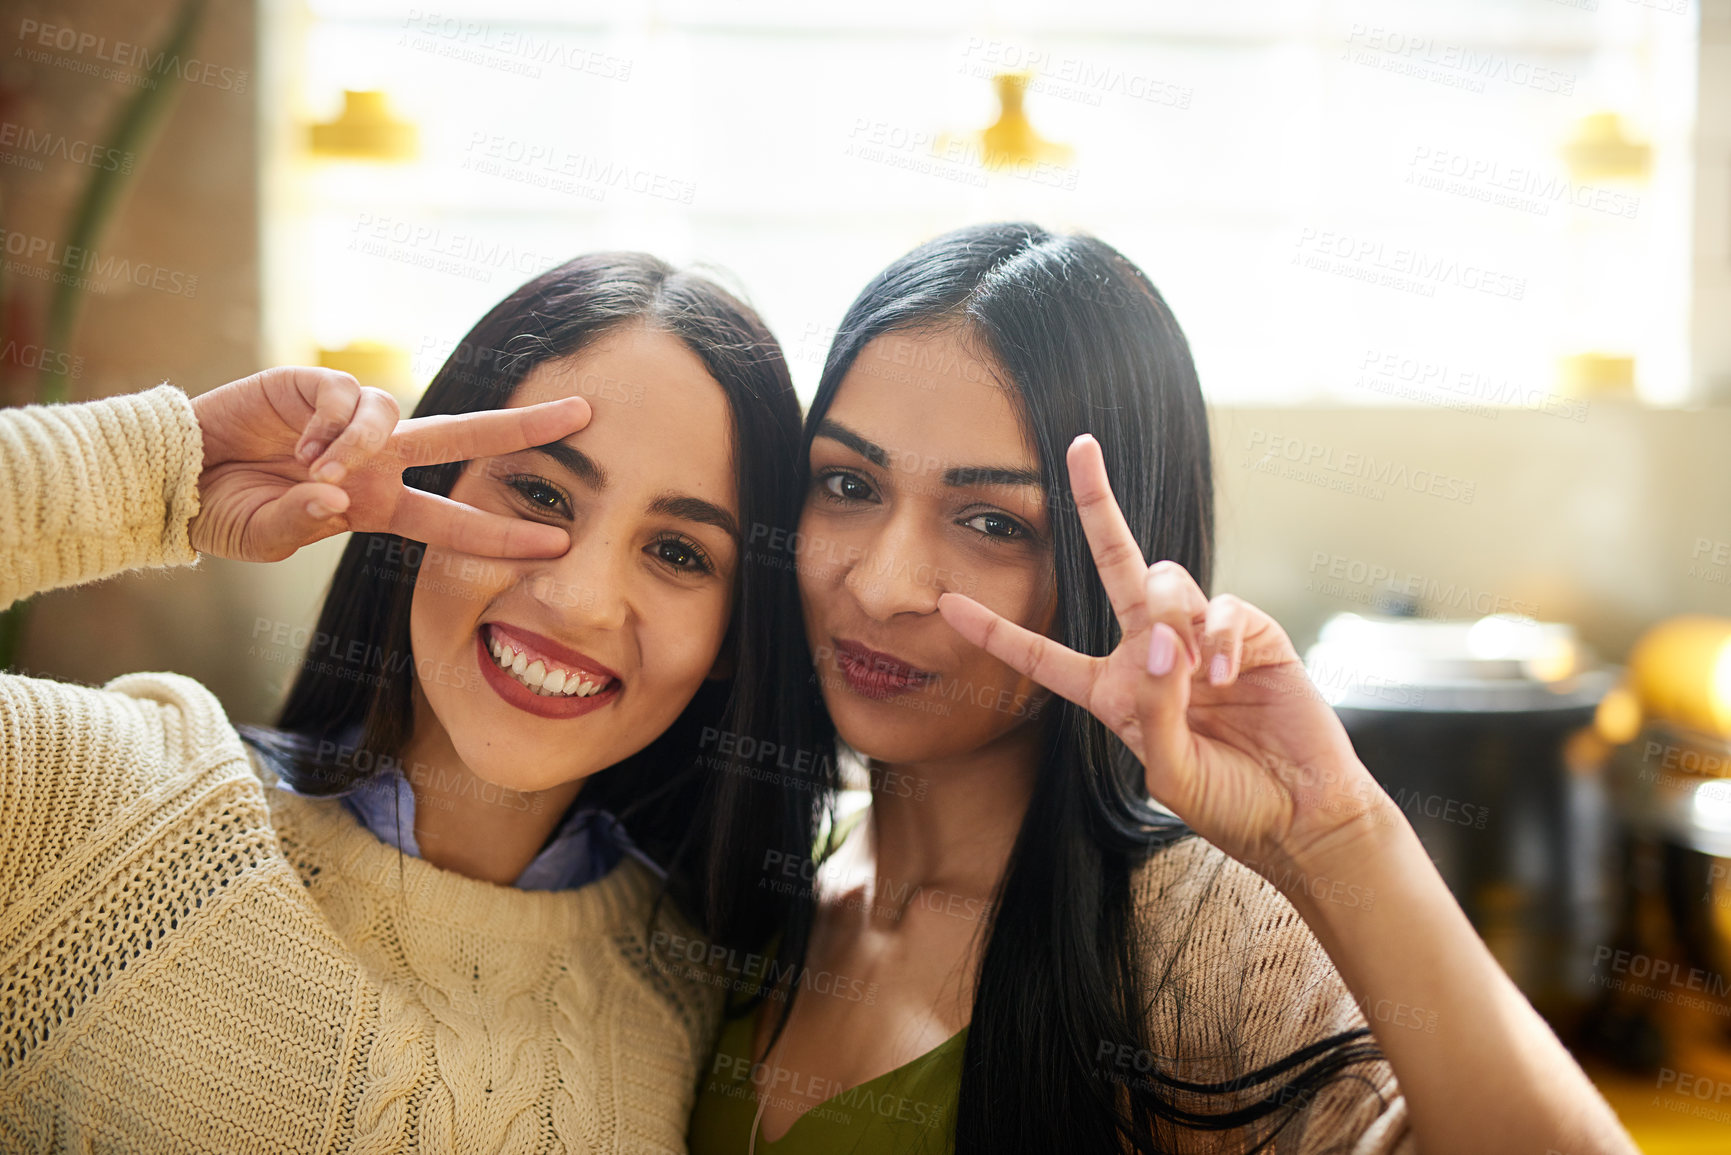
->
xmin=820 ymin=471 xmax=874 ymax=502
xmin=649 ymin=536 xmax=715 ymax=575
xmin=506 ymin=475 xmax=568 ymax=513
xmin=962 ymin=512 xmax=1028 ymax=539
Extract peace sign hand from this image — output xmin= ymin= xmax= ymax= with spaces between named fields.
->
xmin=188 ymin=366 xmax=590 ymax=563
xmin=936 ymin=434 xmax=1391 ymax=875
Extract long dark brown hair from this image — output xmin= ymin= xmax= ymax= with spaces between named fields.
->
xmin=759 ymin=223 xmax=1384 ymax=1153
xmin=243 ymin=252 xmax=821 ymax=954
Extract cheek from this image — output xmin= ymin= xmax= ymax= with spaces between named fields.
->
xmin=640 ymin=587 xmax=732 ymax=689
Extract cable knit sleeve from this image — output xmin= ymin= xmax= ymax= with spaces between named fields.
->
xmin=1128 ymin=836 xmax=1415 ymax=1155
xmin=0 ymin=384 xmax=203 ymax=609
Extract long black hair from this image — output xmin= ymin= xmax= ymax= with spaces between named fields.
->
xmin=242 ymin=252 xmax=821 ymax=955
xmin=782 ymin=223 xmax=1382 ymax=1152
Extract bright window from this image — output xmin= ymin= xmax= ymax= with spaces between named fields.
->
xmin=266 ymin=0 xmax=1698 ymax=406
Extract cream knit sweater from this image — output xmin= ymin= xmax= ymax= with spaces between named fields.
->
xmin=0 ymin=386 xmax=721 ymax=1153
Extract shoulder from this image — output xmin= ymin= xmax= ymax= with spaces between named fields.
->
xmin=1129 ymin=836 xmax=1413 ymax=1154
xmin=606 ymin=859 xmax=727 ymax=1053
xmin=2 ymin=667 xmax=244 ymax=782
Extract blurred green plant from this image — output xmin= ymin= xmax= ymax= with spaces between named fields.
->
xmin=0 ymin=0 xmax=208 ymax=670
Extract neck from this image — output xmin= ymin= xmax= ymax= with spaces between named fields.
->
xmin=854 ymin=720 xmax=1045 ymax=903
xmin=396 ymin=686 xmax=585 ymax=885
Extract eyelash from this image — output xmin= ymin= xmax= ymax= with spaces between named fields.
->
xmin=814 ymin=469 xmax=1032 ymax=542
xmin=503 ymin=475 xmax=717 ymax=576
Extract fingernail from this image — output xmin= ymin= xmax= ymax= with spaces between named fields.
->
xmin=1147 ymin=628 xmax=1175 ymax=676
xmin=306 ymin=499 xmax=334 ymax=519
xmin=315 ymin=460 xmax=346 ymax=484
xmin=1209 ymin=654 xmax=1229 ymax=685
xmin=298 ymin=440 xmax=324 ymax=464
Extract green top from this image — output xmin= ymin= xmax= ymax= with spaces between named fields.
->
xmin=686 ymin=1011 xmax=965 ymax=1154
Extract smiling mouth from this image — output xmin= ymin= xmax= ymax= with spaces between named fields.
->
xmin=483 ymin=624 xmax=617 ymax=698
xmin=832 ymin=639 xmax=936 ymax=700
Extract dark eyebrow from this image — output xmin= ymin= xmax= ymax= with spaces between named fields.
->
xmin=944 ymin=465 xmax=1043 ymax=488
xmin=649 ymin=493 xmax=740 ymax=541
xmin=816 ymin=419 xmax=1041 ymax=489
xmin=529 ymin=440 xmax=607 ymax=490
xmin=813 ymin=419 xmax=887 ymax=468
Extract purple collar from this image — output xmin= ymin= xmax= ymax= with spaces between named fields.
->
xmin=279 ymin=764 xmax=664 ymax=891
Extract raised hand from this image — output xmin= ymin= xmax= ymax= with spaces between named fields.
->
xmin=187 ymin=366 xmax=591 ymax=563
xmin=936 ymin=434 xmax=1392 ymax=876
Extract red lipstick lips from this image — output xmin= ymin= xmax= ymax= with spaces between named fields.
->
xmin=475 ymin=622 xmax=622 ymax=720
xmin=832 ymin=639 xmax=936 ymax=700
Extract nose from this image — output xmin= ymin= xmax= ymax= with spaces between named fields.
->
xmin=842 ymin=509 xmax=945 ymax=622
xmin=521 ymin=522 xmax=631 ymax=632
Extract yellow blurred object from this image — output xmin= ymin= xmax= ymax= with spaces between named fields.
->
xmin=1557 ymin=352 xmax=1635 ymax=398
xmin=309 ymin=90 xmax=418 ymax=161
xmin=979 ymin=71 xmax=1073 ymax=168
xmin=1594 ymin=684 xmax=1643 ymax=746
xmin=317 ymin=342 xmax=414 ymax=402
xmin=1622 ymin=616 xmax=1731 ymax=740
xmin=1561 ymin=112 xmax=1651 ymax=182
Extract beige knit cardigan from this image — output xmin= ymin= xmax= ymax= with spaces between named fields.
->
xmin=0 ymin=386 xmax=721 ymax=1153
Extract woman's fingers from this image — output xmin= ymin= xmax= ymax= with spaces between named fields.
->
xmin=1143 ymin=562 xmax=1210 ymax=674
xmin=285 ymin=369 xmax=364 ymax=467
xmin=305 ymin=385 xmax=399 ymax=485
xmin=390 ymin=396 xmax=593 ymax=471
xmin=1066 ymin=435 xmax=1156 ymax=637
xmin=937 ymin=592 xmax=1098 ymax=707
xmin=389 ymin=488 xmax=572 ymax=558
xmin=246 ymin=480 xmax=353 ymax=560
xmin=1200 ymin=594 xmax=1247 ymax=685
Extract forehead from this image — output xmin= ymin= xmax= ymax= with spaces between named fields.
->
xmin=508 ymin=324 xmax=737 ymax=507
xmin=826 ymin=329 xmax=1034 ymax=472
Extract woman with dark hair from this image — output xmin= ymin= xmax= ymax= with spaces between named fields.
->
xmin=688 ymin=223 xmax=1636 ymax=1154
xmin=0 ymin=253 xmax=811 ymax=1151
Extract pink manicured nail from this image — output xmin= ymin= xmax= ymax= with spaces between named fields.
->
xmin=315 ymin=460 xmax=346 ymax=484
xmin=1209 ymin=654 xmax=1229 ymax=685
xmin=306 ymin=499 xmax=334 ymax=519
xmin=1147 ymin=628 xmax=1175 ymax=676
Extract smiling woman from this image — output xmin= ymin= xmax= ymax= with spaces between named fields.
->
xmin=0 ymin=252 xmax=812 ymax=1152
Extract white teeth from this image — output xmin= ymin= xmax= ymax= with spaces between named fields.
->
xmin=484 ymin=630 xmax=611 ymax=698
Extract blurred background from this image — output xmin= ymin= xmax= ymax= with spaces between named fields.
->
xmin=2 ymin=0 xmax=1730 ymax=1146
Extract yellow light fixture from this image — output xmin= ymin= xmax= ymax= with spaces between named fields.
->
xmin=317 ymin=341 xmax=414 ymax=402
xmin=1557 ymin=352 xmax=1635 ymax=398
xmin=309 ymin=90 xmax=418 ymax=161
xmin=980 ymin=71 xmax=1073 ymax=169
xmin=1622 ymin=616 xmax=1731 ymax=740
xmin=1561 ymin=113 xmax=1651 ymax=183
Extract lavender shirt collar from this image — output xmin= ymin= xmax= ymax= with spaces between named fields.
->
xmin=274 ymin=756 xmax=664 ymax=892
